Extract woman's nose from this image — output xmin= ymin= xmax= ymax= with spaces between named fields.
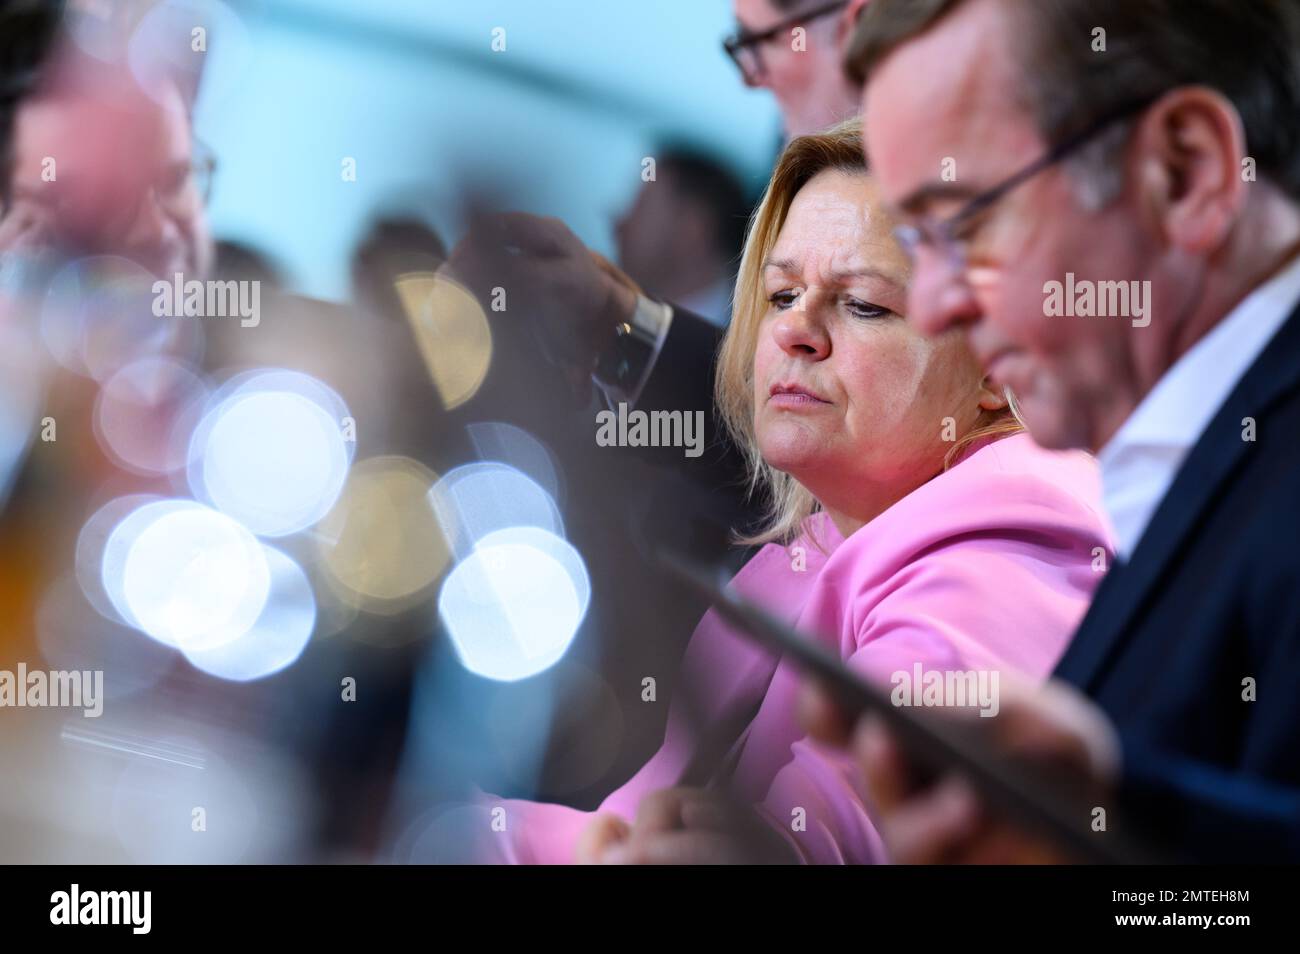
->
xmin=771 ymin=294 xmax=830 ymax=358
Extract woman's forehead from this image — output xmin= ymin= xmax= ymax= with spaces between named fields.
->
xmin=784 ymin=170 xmax=888 ymax=232
xmin=771 ymin=171 xmax=905 ymax=276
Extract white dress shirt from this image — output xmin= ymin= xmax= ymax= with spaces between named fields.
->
xmin=1098 ymin=253 xmax=1300 ymax=560
xmin=677 ymin=278 xmax=735 ymax=329
xmin=591 ymin=293 xmax=674 ymax=410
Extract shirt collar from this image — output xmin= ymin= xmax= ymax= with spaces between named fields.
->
xmin=1100 ymin=252 xmax=1300 ymax=465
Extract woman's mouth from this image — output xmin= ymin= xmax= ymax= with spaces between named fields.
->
xmin=768 ymin=383 xmax=830 ymax=408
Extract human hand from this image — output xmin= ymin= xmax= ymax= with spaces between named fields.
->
xmin=445 ymin=212 xmax=638 ymax=404
xmin=575 ymin=787 xmax=798 ymax=865
xmin=799 ymin=675 xmax=1120 ymax=864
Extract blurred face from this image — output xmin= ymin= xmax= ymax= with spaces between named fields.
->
xmin=6 ymin=79 xmax=212 ymax=279
xmin=614 ymin=169 xmax=690 ymax=290
xmin=862 ymin=0 xmax=1172 ymax=451
xmin=733 ymin=0 xmax=861 ymax=138
xmin=752 ymin=168 xmax=993 ymax=525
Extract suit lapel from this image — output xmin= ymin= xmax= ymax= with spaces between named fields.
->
xmin=1056 ymin=300 xmax=1300 ymax=689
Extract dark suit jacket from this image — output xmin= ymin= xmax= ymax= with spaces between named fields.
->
xmin=630 ymin=304 xmax=760 ymax=561
xmin=638 ymin=304 xmax=744 ymax=486
xmin=1054 ymin=299 xmax=1300 ymax=863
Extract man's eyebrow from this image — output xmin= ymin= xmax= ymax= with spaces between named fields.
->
xmin=895 ymin=181 xmax=980 ymax=215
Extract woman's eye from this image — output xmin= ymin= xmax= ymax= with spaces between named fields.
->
xmin=845 ymin=297 xmax=889 ymax=320
xmin=768 ymin=290 xmax=800 ymax=310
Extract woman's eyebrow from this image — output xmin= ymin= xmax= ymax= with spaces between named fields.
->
xmin=763 ymin=257 xmax=901 ymax=283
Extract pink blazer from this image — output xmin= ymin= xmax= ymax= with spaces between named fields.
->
xmin=472 ymin=434 xmax=1112 ymax=863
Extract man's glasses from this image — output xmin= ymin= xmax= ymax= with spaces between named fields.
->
xmin=893 ymin=97 xmax=1159 ymax=271
xmin=2 ymin=140 xmax=217 ymax=225
xmin=723 ymin=0 xmax=849 ymax=85
xmin=190 ymin=139 xmax=217 ymax=207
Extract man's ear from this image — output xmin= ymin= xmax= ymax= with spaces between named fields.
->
xmin=1132 ymin=87 xmax=1247 ymax=255
xmin=838 ymin=0 xmax=872 ymax=49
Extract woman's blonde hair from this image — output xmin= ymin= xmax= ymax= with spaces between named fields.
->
xmin=715 ymin=117 xmax=1023 ymax=548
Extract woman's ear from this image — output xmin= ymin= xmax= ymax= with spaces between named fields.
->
xmin=977 ymin=377 xmax=1009 ymax=412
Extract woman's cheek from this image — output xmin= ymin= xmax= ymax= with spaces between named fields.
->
xmin=841 ymin=344 xmax=933 ymax=465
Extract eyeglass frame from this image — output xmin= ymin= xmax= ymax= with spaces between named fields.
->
xmin=723 ymin=0 xmax=850 ymax=83
xmin=190 ymin=138 xmax=217 ymax=206
xmin=0 ymin=138 xmax=217 ymax=223
xmin=892 ymin=96 xmax=1160 ymax=272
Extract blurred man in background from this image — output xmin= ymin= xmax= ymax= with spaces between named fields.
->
xmin=728 ymin=0 xmax=870 ymax=139
xmin=1 ymin=21 xmax=212 ymax=285
xmin=614 ymin=147 xmax=750 ymax=328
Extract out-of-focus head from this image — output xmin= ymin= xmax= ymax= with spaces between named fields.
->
xmin=851 ymin=0 xmax=1300 ymax=451
xmin=351 ymin=216 xmax=448 ymax=320
xmin=0 ymin=0 xmax=64 ymax=177
xmin=728 ymin=0 xmax=869 ymax=139
xmin=717 ymin=118 xmax=1015 ymax=544
xmin=613 ymin=148 xmax=749 ymax=298
xmin=2 ymin=29 xmax=213 ymax=279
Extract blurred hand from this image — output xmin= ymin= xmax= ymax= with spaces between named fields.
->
xmin=445 ymin=212 xmax=638 ymax=404
xmin=575 ymin=787 xmax=798 ymax=865
xmin=0 ymin=198 xmax=59 ymax=259
xmin=799 ymin=675 xmax=1120 ymax=864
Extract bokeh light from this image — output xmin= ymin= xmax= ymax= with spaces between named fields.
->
xmin=128 ymin=0 xmax=253 ymax=109
xmin=107 ymin=499 xmax=271 ymax=651
xmin=393 ymin=271 xmax=492 ymax=410
xmin=474 ymin=526 xmax=590 ymax=616
xmin=466 ymin=421 xmax=564 ymax=509
xmin=95 ymin=495 xmax=188 ymax=631
xmin=93 ymin=355 xmax=210 ymax=476
xmin=107 ymin=746 xmax=259 ymax=863
xmin=180 ymin=544 xmax=316 ymax=681
xmin=41 ymin=256 xmax=202 ymax=382
xmin=315 ymin=455 xmax=450 ymax=615
xmin=438 ymin=529 xmax=588 ymax=682
xmin=429 ymin=461 xmax=563 ymax=560
xmin=187 ymin=369 xmax=352 ymax=538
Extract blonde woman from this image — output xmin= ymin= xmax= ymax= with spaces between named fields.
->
xmin=474 ymin=119 xmax=1111 ymax=863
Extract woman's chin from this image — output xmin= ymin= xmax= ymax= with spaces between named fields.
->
xmin=757 ymin=434 xmax=829 ymax=478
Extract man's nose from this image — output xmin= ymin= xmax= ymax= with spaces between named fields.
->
xmin=906 ymin=250 xmax=982 ymax=338
xmin=124 ymin=190 xmax=185 ymax=267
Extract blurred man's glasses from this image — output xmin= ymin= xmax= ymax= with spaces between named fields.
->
xmin=190 ymin=139 xmax=217 ymax=207
xmin=723 ymin=0 xmax=849 ymax=85
xmin=151 ymin=139 xmax=217 ymax=216
xmin=1 ymin=140 xmax=217 ymax=224
xmin=893 ymin=97 xmax=1159 ymax=272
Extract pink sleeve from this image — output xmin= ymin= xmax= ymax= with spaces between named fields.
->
xmin=467 ymin=629 xmax=766 ymax=862
xmin=476 ymin=548 xmax=800 ymax=863
xmin=474 ymin=718 xmax=697 ymax=864
xmin=755 ymin=516 xmax=1099 ymax=864
xmin=462 ymin=797 xmax=595 ymax=864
